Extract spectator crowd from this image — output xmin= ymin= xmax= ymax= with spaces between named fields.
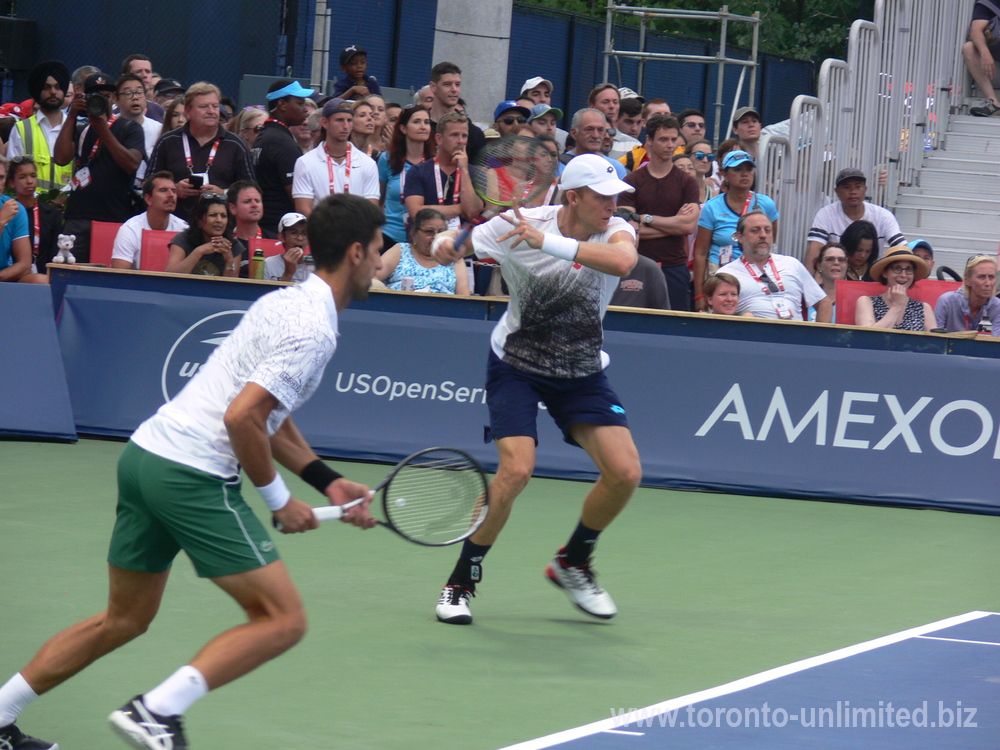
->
xmin=0 ymin=36 xmax=996 ymax=337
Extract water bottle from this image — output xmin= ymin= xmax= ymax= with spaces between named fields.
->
xmin=249 ymin=247 xmax=265 ymax=280
xmin=978 ymin=307 xmax=992 ymax=334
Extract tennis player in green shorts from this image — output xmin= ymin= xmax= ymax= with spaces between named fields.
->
xmin=0 ymin=194 xmax=385 ymax=750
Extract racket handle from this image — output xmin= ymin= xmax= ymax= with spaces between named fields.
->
xmin=452 ymin=225 xmax=473 ymax=254
xmin=272 ymin=495 xmax=367 ymax=530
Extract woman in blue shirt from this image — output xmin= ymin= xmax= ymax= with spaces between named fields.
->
xmin=378 ymin=105 xmax=434 ymax=247
xmin=377 ymin=208 xmax=469 ymax=295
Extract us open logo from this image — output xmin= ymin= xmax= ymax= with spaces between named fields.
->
xmin=161 ymin=310 xmax=246 ymax=401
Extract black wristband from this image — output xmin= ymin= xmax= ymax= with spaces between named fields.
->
xmin=301 ymin=460 xmax=343 ymax=494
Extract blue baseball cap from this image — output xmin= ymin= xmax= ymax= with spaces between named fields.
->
xmin=528 ymin=103 xmax=564 ymax=122
xmin=266 ymin=80 xmax=315 ymax=101
xmin=494 ymin=100 xmax=531 ymax=122
xmin=722 ymin=150 xmax=755 ymax=169
xmin=908 ymin=239 xmax=933 ymax=256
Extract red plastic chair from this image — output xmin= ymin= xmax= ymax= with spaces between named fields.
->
xmin=835 ymin=279 xmax=962 ymax=325
xmin=139 ymin=229 xmax=176 ymax=272
xmin=247 ymin=238 xmax=285 ymax=258
xmin=90 ymin=220 xmax=122 ymax=266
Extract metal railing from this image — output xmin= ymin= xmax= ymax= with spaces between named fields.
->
xmin=763 ymin=0 xmax=969 ymax=260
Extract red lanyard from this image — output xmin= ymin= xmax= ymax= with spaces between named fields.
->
xmin=80 ymin=117 xmax=116 ymax=161
xmin=263 ymin=118 xmax=289 ymax=131
xmin=31 ymin=202 xmax=39 ymax=257
xmin=183 ymin=134 xmax=221 ymax=173
xmin=325 ymin=143 xmax=352 ymax=194
xmin=434 ymin=158 xmax=461 ymax=204
xmin=742 ymin=257 xmax=785 ymax=295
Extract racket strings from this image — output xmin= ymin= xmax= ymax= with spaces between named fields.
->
xmin=470 ymin=136 xmax=558 ymax=207
xmin=383 ymin=452 xmax=487 ymax=545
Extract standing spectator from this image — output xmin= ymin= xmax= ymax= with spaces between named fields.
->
xmin=111 ymin=171 xmax=188 ymax=269
xmin=8 ymin=154 xmax=60 ymax=271
xmin=528 ymin=103 xmax=563 ymax=141
xmin=147 ymin=82 xmax=255 ymax=222
xmin=855 ymin=245 xmax=936 ymax=332
xmin=153 ymin=78 xmax=185 ymax=107
xmin=382 ymin=102 xmax=402 ymax=145
xmin=427 ymin=62 xmax=486 ymax=158
xmin=349 ymin=99 xmax=380 ymax=158
xmin=234 ymin=107 xmax=267 ymax=149
xmin=9 ymin=61 xmax=73 ymax=194
xmin=805 ymin=168 xmax=905 ymax=272
xmin=520 ymin=76 xmax=568 ymax=151
xmin=252 ymin=79 xmax=314 ymax=234
xmin=159 ymin=98 xmax=187 ymax=140
xmin=685 ymin=140 xmax=717 ymax=204
xmin=332 ymin=45 xmax=381 ymax=99
xmin=565 ymin=108 xmax=628 ymax=178
xmin=166 ymin=192 xmax=244 ymax=276
xmin=841 ymin=220 xmax=879 ymax=281
xmin=492 ymin=101 xmax=531 ymax=137
xmin=54 ymin=72 xmax=145 ymax=261
xmin=731 ymin=106 xmax=761 ymax=159
xmin=414 ymin=85 xmax=435 ymax=109
xmin=967 ymin=0 xmax=1000 ymax=117
xmin=292 ymin=99 xmax=379 ymax=216
xmin=609 ymin=253 xmax=670 ymax=310
xmin=378 ymin=104 xmax=434 ymax=246
xmin=935 ymin=255 xmax=1000 ymax=334
xmin=692 ymin=150 xmax=779 ymax=310
xmin=5 ymin=156 xmax=51 ymax=281
xmin=618 ymin=114 xmax=700 ymax=311
xmin=812 ymin=241 xmax=847 ymax=321
xmin=120 ymin=54 xmax=165 ymax=122
xmin=589 ymin=84 xmax=638 ymax=159
xmin=909 ymin=239 xmax=935 ymax=274
xmin=290 ymin=98 xmax=318 ymax=154
xmin=363 ymin=95 xmax=389 ymax=152
xmin=719 ymin=210 xmax=829 ymax=321
xmin=403 ymin=111 xmax=481 ymax=230
xmin=377 ymin=207 xmax=469 ymax=294
xmin=115 ymin=74 xmax=160 ymax=182
xmin=618 ymin=99 xmax=669 ymax=172
xmin=616 ymin=97 xmax=644 ymax=140
xmin=676 ymin=109 xmax=707 ymax=153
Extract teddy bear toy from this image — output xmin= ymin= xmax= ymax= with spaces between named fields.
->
xmin=54 ymin=233 xmax=77 ymax=264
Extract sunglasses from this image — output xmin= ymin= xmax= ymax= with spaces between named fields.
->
xmin=201 ymin=193 xmax=227 ymax=202
xmin=501 ymin=115 xmax=527 ymax=125
xmin=692 ymin=152 xmax=715 ymax=161
xmin=10 ymin=154 xmax=34 ymax=164
xmin=758 ymin=272 xmax=780 ymax=294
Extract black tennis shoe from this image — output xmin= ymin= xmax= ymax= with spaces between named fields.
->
xmin=436 ymin=582 xmax=475 ymax=624
xmin=108 ymin=695 xmax=188 ymax=750
xmin=0 ymin=724 xmax=58 ymax=750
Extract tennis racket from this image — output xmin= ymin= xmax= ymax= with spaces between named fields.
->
xmin=452 ymin=134 xmax=559 ymax=249
xmin=276 ymin=447 xmax=489 ymax=546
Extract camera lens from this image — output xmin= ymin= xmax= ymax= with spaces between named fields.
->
xmin=85 ymin=93 xmax=110 ymax=118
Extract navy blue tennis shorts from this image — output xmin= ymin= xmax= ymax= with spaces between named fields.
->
xmin=485 ymin=350 xmax=629 ymax=447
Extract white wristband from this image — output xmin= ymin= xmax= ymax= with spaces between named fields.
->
xmin=257 ymin=474 xmax=291 ymax=511
xmin=540 ymin=233 xmax=579 ymax=261
xmin=431 ymin=234 xmax=451 ymax=263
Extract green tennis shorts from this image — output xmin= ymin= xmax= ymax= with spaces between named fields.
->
xmin=108 ymin=441 xmax=280 ymax=578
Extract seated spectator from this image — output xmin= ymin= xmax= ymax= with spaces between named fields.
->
xmin=111 ymin=171 xmax=188 ymax=269
xmin=158 ymin=98 xmax=187 ymax=140
xmin=563 ymin=108 xmax=627 ymax=178
xmin=293 ymin=98 xmax=380 ymax=216
xmin=349 ymin=98 xmax=380 ymax=159
xmin=731 ymin=106 xmax=761 ymax=158
xmin=805 ymin=168 xmax=905 ymax=272
xmin=165 ymin=192 xmax=244 ymax=276
xmin=685 ymin=139 xmax=718 ymax=203
xmin=264 ymin=212 xmax=313 ymax=283
xmin=671 ymin=153 xmax=695 ymax=178
xmin=148 ymin=81 xmax=254 ymax=223
xmin=9 ymin=155 xmax=62 ymax=275
xmin=528 ymin=103 xmax=563 ymax=142
xmin=0 ymin=155 xmax=42 ymax=283
xmin=378 ymin=104 xmax=434 ymax=246
xmin=855 ymin=245 xmax=936 ymax=332
xmin=609 ymin=253 xmax=670 ymax=310
xmin=841 ymin=219 xmax=878 ymax=281
xmin=703 ymin=272 xmax=753 ymax=316
xmin=909 ymin=238 xmax=935 ymax=274
xmin=966 ymin=0 xmax=1000 ymax=117
xmin=227 ymin=180 xmax=273 ymax=277
xmin=403 ymin=111 xmax=482 ymax=230
xmin=693 ymin=150 xmax=779 ymax=311
xmin=54 ymin=71 xmax=146 ymax=261
xmin=377 ymin=207 xmax=469 ymax=294
xmin=812 ymin=241 xmax=847 ymax=321
xmin=493 ymin=101 xmax=531 ymax=137
xmin=934 ymin=254 xmax=1000 ymax=334
xmin=719 ymin=210 xmax=829 ymax=321
xmin=333 ymin=45 xmax=381 ymax=99
xmin=153 ymin=78 xmax=184 ymax=107
xmin=531 ymin=133 xmax=563 ymax=190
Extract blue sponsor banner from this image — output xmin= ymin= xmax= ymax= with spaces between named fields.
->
xmin=0 ymin=284 xmax=76 ymax=441
xmin=54 ymin=275 xmax=1000 ymax=515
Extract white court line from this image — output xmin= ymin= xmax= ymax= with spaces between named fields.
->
xmin=916 ymin=635 xmax=1000 ymax=647
xmin=496 ymin=611 xmax=999 ymax=750
xmin=602 ymin=730 xmax=644 ymax=736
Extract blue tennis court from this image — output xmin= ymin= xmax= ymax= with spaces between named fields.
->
xmin=500 ymin=611 xmax=1000 ymax=749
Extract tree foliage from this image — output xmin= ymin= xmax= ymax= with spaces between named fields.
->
xmin=521 ymin=0 xmax=874 ymax=64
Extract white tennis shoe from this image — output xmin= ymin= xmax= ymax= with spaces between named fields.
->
xmin=545 ymin=551 xmax=617 ymax=619
xmin=436 ymin=583 xmax=475 ymax=624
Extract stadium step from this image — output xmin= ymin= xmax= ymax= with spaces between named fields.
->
xmin=896 ymin=205 xmax=1000 ymax=234
xmin=894 ymin=193 xmax=998 ymax=212
xmin=940 ymin=132 xmax=1000 ymax=154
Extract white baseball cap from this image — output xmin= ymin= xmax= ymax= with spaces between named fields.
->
xmin=520 ymin=76 xmax=553 ymax=96
xmin=560 ymin=154 xmax=634 ymax=196
xmin=278 ymin=212 xmax=308 ymax=232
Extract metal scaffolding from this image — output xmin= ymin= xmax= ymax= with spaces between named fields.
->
xmin=603 ymin=3 xmax=760 ymax=145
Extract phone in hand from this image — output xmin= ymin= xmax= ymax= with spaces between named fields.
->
xmin=189 ymin=173 xmax=204 ymax=189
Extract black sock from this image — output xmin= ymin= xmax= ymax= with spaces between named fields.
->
xmin=562 ymin=521 xmax=601 ymax=566
xmin=448 ymin=539 xmax=491 ymax=585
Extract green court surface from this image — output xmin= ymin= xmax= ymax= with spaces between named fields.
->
xmin=2 ymin=438 xmax=998 ymax=750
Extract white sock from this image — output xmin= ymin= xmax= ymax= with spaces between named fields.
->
xmin=143 ymin=665 xmax=208 ymax=717
xmin=0 ymin=673 xmax=39 ymax=727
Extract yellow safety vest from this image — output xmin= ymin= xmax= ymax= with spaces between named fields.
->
xmin=16 ymin=115 xmax=74 ymax=192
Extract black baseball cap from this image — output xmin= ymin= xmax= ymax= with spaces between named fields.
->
xmin=154 ymin=78 xmax=185 ymax=95
xmin=83 ymin=72 xmax=116 ymax=94
xmin=339 ymin=45 xmax=366 ymax=66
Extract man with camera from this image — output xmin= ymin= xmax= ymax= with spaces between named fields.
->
xmin=54 ymin=72 xmax=145 ymax=262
